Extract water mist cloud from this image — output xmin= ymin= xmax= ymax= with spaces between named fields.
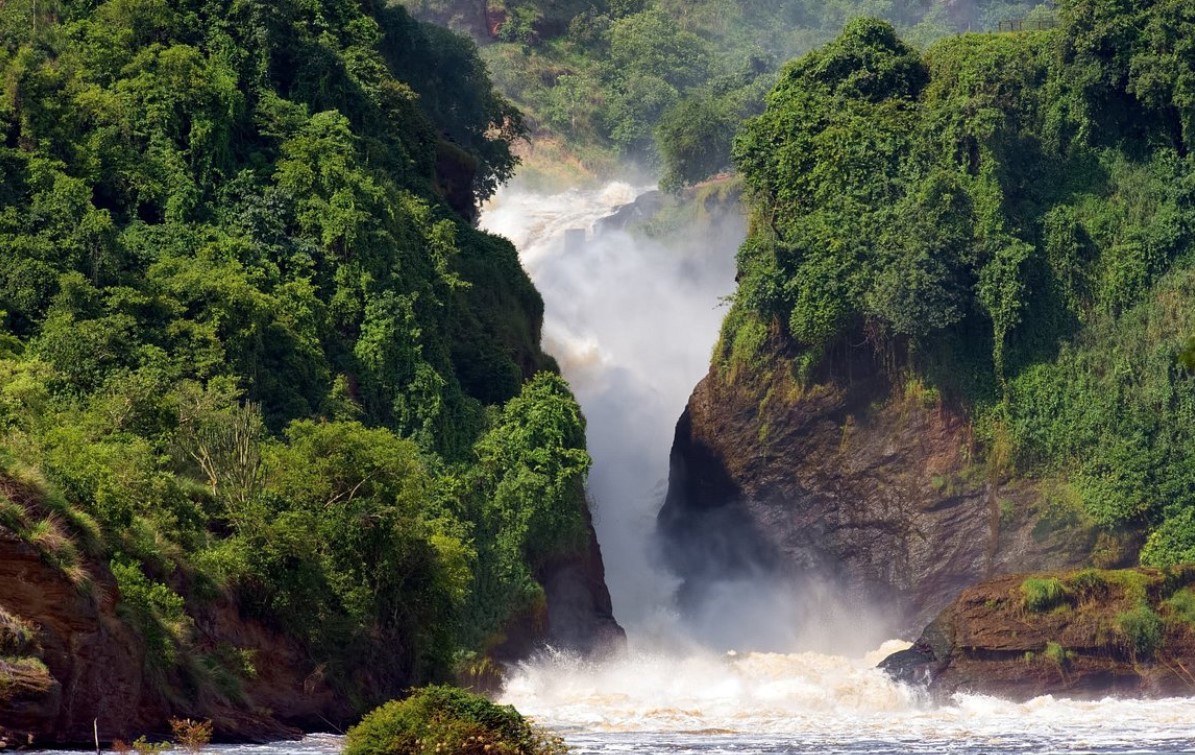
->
xmin=482 ymin=180 xmax=897 ymax=656
xmin=483 ymin=181 xmax=742 ymax=637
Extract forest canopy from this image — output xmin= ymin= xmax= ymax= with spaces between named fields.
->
xmin=401 ymin=0 xmax=1056 ymax=187
xmin=0 ymin=0 xmax=593 ymax=712
xmin=722 ymin=0 xmax=1195 ymax=567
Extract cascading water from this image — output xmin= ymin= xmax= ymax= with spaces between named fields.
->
xmin=480 ymin=181 xmax=740 ymax=635
xmin=478 ymin=181 xmax=1195 ymax=754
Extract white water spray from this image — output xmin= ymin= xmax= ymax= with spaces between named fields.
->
xmin=482 ymin=180 xmax=739 ymax=635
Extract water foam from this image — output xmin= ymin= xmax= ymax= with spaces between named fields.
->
xmin=502 ymin=645 xmax=1195 ymax=750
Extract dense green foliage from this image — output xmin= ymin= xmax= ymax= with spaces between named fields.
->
xmin=0 ymin=0 xmax=593 ymax=713
xmin=344 ymin=685 xmax=566 ymax=755
xmin=725 ymin=0 xmax=1195 ymax=565
xmin=402 ymin=0 xmax=1052 ymax=186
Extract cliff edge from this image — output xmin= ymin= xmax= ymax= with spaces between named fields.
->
xmin=657 ymin=347 xmax=1119 ymax=636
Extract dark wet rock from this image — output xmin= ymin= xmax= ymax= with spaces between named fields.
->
xmin=595 ymin=191 xmax=667 ymax=234
xmin=492 ymin=504 xmax=626 ymax=664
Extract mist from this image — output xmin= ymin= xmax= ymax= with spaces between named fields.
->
xmin=482 ymin=181 xmax=739 ymax=634
xmin=481 ymin=179 xmax=896 ymax=657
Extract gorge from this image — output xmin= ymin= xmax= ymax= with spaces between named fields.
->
xmin=4 ymin=0 xmax=1195 ymax=750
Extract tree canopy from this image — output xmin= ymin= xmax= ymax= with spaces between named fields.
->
xmin=0 ymin=0 xmax=594 ymax=714
xmin=723 ymin=0 xmax=1195 ymax=567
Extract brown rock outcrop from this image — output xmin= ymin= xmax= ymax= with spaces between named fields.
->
xmin=880 ymin=568 xmax=1195 ymax=700
xmin=0 ymin=529 xmax=166 ymax=745
xmin=0 ymin=477 xmax=620 ymax=746
xmin=657 ymin=347 xmax=1118 ymax=636
xmin=0 ymin=523 xmax=338 ymax=745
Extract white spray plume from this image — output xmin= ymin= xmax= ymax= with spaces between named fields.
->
xmin=482 ymin=179 xmax=905 ymax=654
xmin=482 ymin=180 xmax=740 ymax=635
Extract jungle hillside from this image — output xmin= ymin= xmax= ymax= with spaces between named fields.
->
xmin=0 ymin=0 xmax=607 ymax=735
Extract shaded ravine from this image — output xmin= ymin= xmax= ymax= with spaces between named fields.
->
xmin=481 ymin=182 xmax=740 ymax=636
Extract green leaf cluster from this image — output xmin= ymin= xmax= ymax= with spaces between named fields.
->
xmin=344 ymin=685 xmax=566 ymax=755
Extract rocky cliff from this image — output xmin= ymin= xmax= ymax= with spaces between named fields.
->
xmin=657 ymin=345 xmax=1128 ymax=637
xmin=0 ymin=475 xmax=619 ymax=745
xmin=880 ymin=568 xmax=1195 ymax=700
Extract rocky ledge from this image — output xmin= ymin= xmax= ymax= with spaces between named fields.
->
xmin=880 ymin=567 xmax=1195 ymax=700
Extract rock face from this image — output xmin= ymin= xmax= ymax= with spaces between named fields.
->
xmin=0 ymin=523 xmax=343 ymax=745
xmin=657 ymin=351 xmax=1119 ymax=636
xmin=537 ymin=507 xmax=626 ymax=655
xmin=493 ymin=505 xmax=626 ymax=664
xmin=0 ymin=477 xmax=620 ymax=745
xmin=880 ymin=568 xmax=1195 ymax=700
xmin=0 ymin=530 xmax=164 ymax=745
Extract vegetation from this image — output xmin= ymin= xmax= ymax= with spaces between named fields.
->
xmin=1009 ymin=568 xmax=1195 ymax=666
xmin=0 ymin=0 xmax=592 ymax=718
xmin=1043 ymin=640 xmax=1072 ymax=668
xmin=400 ymin=0 xmax=1052 ymax=186
xmin=169 ymin=718 xmax=213 ymax=754
xmin=725 ymin=0 xmax=1195 ymax=564
xmin=1116 ymin=604 xmax=1164 ymax=659
xmin=1021 ymin=577 xmax=1069 ymax=612
xmin=344 ymin=686 xmax=567 ymax=755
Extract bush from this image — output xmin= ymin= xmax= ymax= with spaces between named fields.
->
xmin=169 ymin=718 xmax=213 ymax=754
xmin=1165 ymin=589 xmax=1195 ymax=625
xmin=1066 ymin=569 xmax=1109 ymax=601
xmin=1043 ymin=640 xmax=1072 ymax=668
xmin=1116 ymin=605 xmax=1164 ymax=659
xmin=344 ymin=686 xmax=566 ymax=755
xmin=1021 ymin=577 xmax=1069 ymax=612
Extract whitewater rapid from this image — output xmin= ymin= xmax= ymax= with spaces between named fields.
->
xmin=497 ymin=645 xmax=1195 ymax=753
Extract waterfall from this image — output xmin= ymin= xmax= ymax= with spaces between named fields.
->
xmin=477 ymin=183 xmax=1195 ymax=754
xmin=481 ymin=181 xmax=740 ymax=635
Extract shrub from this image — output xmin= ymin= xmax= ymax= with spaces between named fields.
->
xmin=1116 ymin=605 xmax=1164 ymax=659
xmin=169 ymin=718 xmax=213 ymax=754
xmin=1165 ymin=589 xmax=1195 ymax=626
xmin=1066 ymin=569 xmax=1109 ymax=601
xmin=344 ymin=686 xmax=566 ymax=755
xmin=1021 ymin=577 xmax=1069 ymax=612
xmin=1043 ymin=640 xmax=1072 ymax=668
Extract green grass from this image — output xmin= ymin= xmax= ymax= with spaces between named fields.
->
xmin=1164 ymin=588 xmax=1195 ymax=626
xmin=1043 ymin=640 xmax=1073 ymax=668
xmin=1115 ymin=605 xmax=1164 ymax=658
xmin=1021 ymin=577 xmax=1070 ymax=612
